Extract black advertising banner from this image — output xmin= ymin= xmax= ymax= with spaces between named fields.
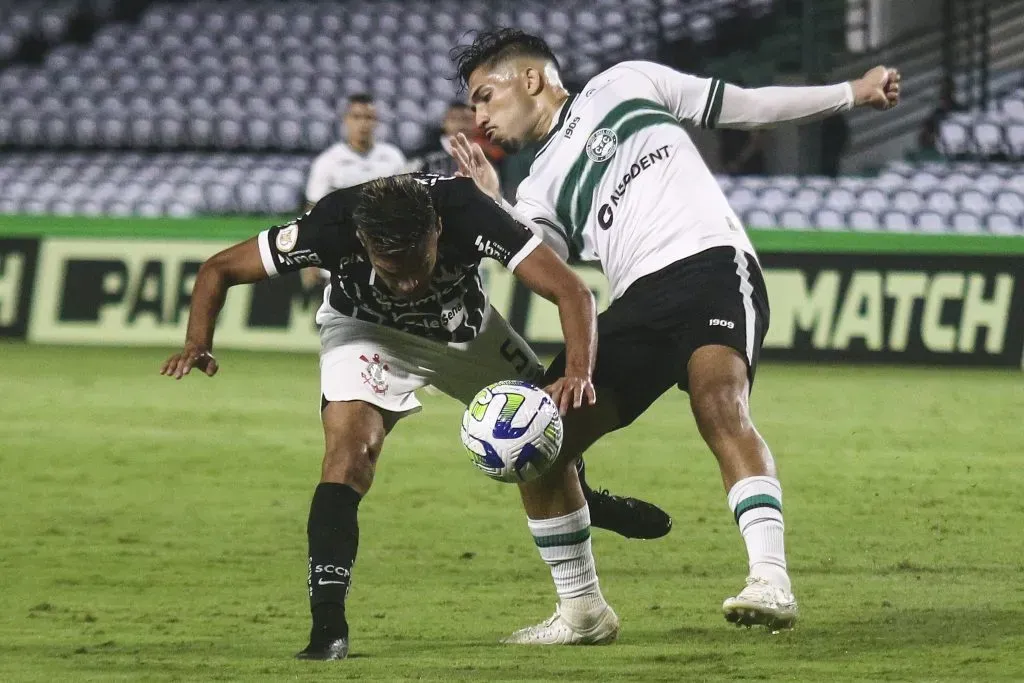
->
xmin=0 ymin=238 xmax=40 ymax=340
xmin=19 ymin=236 xmax=1024 ymax=368
xmin=758 ymin=253 xmax=1024 ymax=367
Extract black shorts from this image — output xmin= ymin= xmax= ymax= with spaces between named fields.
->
xmin=545 ymin=246 xmax=770 ymax=427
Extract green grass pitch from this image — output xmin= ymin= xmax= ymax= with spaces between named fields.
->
xmin=1 ymin=342 xmax=1022 ymax=682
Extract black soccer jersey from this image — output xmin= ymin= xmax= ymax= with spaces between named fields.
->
xmin=257 ymin=173 xmax=541 ymax=343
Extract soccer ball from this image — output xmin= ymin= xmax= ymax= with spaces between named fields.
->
xmin=460 ymin=380 xmax=563 ymax=483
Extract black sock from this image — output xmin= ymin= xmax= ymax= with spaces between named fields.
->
xmin=576 ymin=457 xmax=591 ymax=493
xmin=306 ymin=482 xmax=361 ymax=645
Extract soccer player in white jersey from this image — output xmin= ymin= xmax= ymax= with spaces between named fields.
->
xmin=449 ymin=29 xmax=900 ymax=639
xmin=305 ymin=94 xmax=408 ymax=207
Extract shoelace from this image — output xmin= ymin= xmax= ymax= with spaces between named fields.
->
xmin=520 ymin=607 xmax=562 ymax=636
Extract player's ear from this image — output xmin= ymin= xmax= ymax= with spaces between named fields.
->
xmin=435 ymin=217 xmax=443 ymax=237
xmin=523 ymin=66 xmax=544 ymax=97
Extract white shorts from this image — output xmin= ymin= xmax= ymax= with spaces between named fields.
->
xmin=318 ymin=305 xmax=544 ymax=419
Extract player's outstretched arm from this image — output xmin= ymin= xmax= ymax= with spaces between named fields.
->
xmin=638 ymin=60 xmax=899 ymax=131
xmin=715 ymin=65 xmax=901 ymax=129
xmin=159 ymin=237 xmax=269 ymax=379
xmin=512 ymin=243 xmax=597 ymax=415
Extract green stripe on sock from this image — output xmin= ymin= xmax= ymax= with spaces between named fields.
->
xmin=733 ymin=494 xmax=782 ymax=523
xmin=533 ymin=527 xmax=591 ymax=548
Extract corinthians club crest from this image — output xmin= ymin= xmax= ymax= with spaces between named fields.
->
xmin=360 ymin=353 xmax=390 ymax=395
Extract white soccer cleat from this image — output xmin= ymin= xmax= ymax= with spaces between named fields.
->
xmin=501 ymin=603 xmax=620 ymax=645
xmin=722 ymin=577 xmax=798 ymax=630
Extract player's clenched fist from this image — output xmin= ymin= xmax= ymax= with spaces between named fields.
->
xmin=852 ymin=65 xmax=901 ymax=111
xmin=160 ymin=342 xmax=219 ymax=379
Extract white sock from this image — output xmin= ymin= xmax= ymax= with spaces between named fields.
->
xmin=727 ymin=476 xmax=791 ymax=592
xmin=528 ymin=506 xmax=605 ymax=614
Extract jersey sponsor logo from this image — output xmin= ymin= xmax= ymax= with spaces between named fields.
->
xmin=474 ymin=235 xmax=511 ymax=261
xmin=564 ymin=116 xmax=581 ymax=139
xmin=275 ymin=223 xmax=299 ymax=252
xmin=360 ymin=353 xmax=390 ymax=395
xmin=279 ymin=249 xmax=322 ymax=268
xmin=440 ymin=299 xmax=465 ymax=331
xmin=709 ymin=318 xmax=736 ymax=329
xmin=596 ymin=144 xmax=673 ymax=230
xmin=585 ymin=128 xmax=618 ymax=163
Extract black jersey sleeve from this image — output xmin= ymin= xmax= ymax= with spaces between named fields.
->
xmin=257 ymin=191 xmax=347 ymax=276
xmin=434 ymin=175 xmax=542 ymax=271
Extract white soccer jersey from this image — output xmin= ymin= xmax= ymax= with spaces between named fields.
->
xmin=513 ymin=60 xmax=853 ymax=300
xmin=305 ymin=141 xmax=408 ymax=203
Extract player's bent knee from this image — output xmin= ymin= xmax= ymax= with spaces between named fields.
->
xmin=321 ymin=440 xmax=380 ymax=492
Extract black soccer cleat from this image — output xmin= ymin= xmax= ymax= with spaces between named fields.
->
xmin=295 ymin=638 xmax=349 ymax=661
xmin=584 ymin=487 xmax=673 ymax=540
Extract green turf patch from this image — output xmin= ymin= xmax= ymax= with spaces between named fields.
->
xmin=0 ymin=343 xmax=1021 ymax=681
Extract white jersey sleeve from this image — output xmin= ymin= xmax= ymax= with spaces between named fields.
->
xmin=621 ymin=60 xmax=855 ymax=131
xmin=304 ymin=150 xmax=334 ymax=204
xmin=502 ymin=195 xmax=571 ymax=262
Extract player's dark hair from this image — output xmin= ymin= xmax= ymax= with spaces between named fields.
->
xmin=447 ymin=101 xmax=471 ymax=111
xmin=451 ymin=28 xmax=560 ymax=89
xmin=354 ymin=176 xmax=438 ymax=255
xmin=347 ymin=93 xmax=375 ymax=108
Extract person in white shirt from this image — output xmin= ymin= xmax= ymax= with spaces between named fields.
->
xmin=450 ymin=28 xmax=900 ymax=644
xmin=305 ymin=94 xmax=408 ymax=207
xmin=302 ymin=94 xmax=408 ymax=285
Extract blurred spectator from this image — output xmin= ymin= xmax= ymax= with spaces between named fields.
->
xmin=718 ymin=78 xmax=766 ymax=176
xmin=914 ymin=82 xmax=967 ymax=162
xmin=913 ymin=116 xmax=943 ymax=161
xmin=409 ymin=102 xmax=476 ymax=176
xmin=720 ymin=128 xmax=766 ymax=176
xmin=301 ymin=94 xmax=406 ymax=287
xmin=819 ymin=112 xmax=850 ymax=177
xmin=304 ymin=94 xmax=407 ymax=209
xmin=933 ymin=81 xmax=966 ymax=120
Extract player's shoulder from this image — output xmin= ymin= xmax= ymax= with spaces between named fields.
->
xmin=312 ymin=142 xmax=351 ymax=165
xmin=418 ymin=173 xmax=480 ymax=206
xmin=375 ymin=141 xmax=406 ymax=160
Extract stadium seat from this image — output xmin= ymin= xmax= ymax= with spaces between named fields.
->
xmin=915 ymin=211 xmax=946 ymax=233
xmin=925 ymin=190 xmax=958 ymax=215
xmin=939 ymin=121 xmax=969 ymax=156
xmin=791 ymin=188 xmax=822 ymax=212
xmin=973 ymin=122 xmax=1005 ymax=157
xmin=985 ymin=213 xmax=1018 ymax=235
xmin=959 ymin=190 xmax=994 ymax=215
xmin=995 ymin=192 xmax=1024 ymax=216
xmin=951 ymin=212 xmax=982 ymax=234
xmin=1007 ymin=125 xmax=1024 ymax=158
xmin=814 ymin=209 xmax=846 ymax=231
xmin=882 ymin=211 xmax=913 ymax=232
xmin=759 ymin=188 xmax=791 ymax=212
xmin=778 ymin=209 xmax=810 ymax=230
xmin=892 ymin=190 xmax=924 ymax=213
xmin=744 ymin=209 xmax=776 ymax=229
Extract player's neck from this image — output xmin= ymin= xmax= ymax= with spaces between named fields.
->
xmin=348 ymin=138 xmax=373 ymax=155
xmin=533 ymin=92 xmax=571 ymax=141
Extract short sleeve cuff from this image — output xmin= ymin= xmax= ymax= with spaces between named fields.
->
xmin=257 ymin=230 xmax=278 ymax=277
xmin=506 ymin=234 xmax=542 ymax=273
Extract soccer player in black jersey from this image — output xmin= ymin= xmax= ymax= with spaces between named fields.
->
xmin=161 ymin=173 xmax=667 ymax=658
